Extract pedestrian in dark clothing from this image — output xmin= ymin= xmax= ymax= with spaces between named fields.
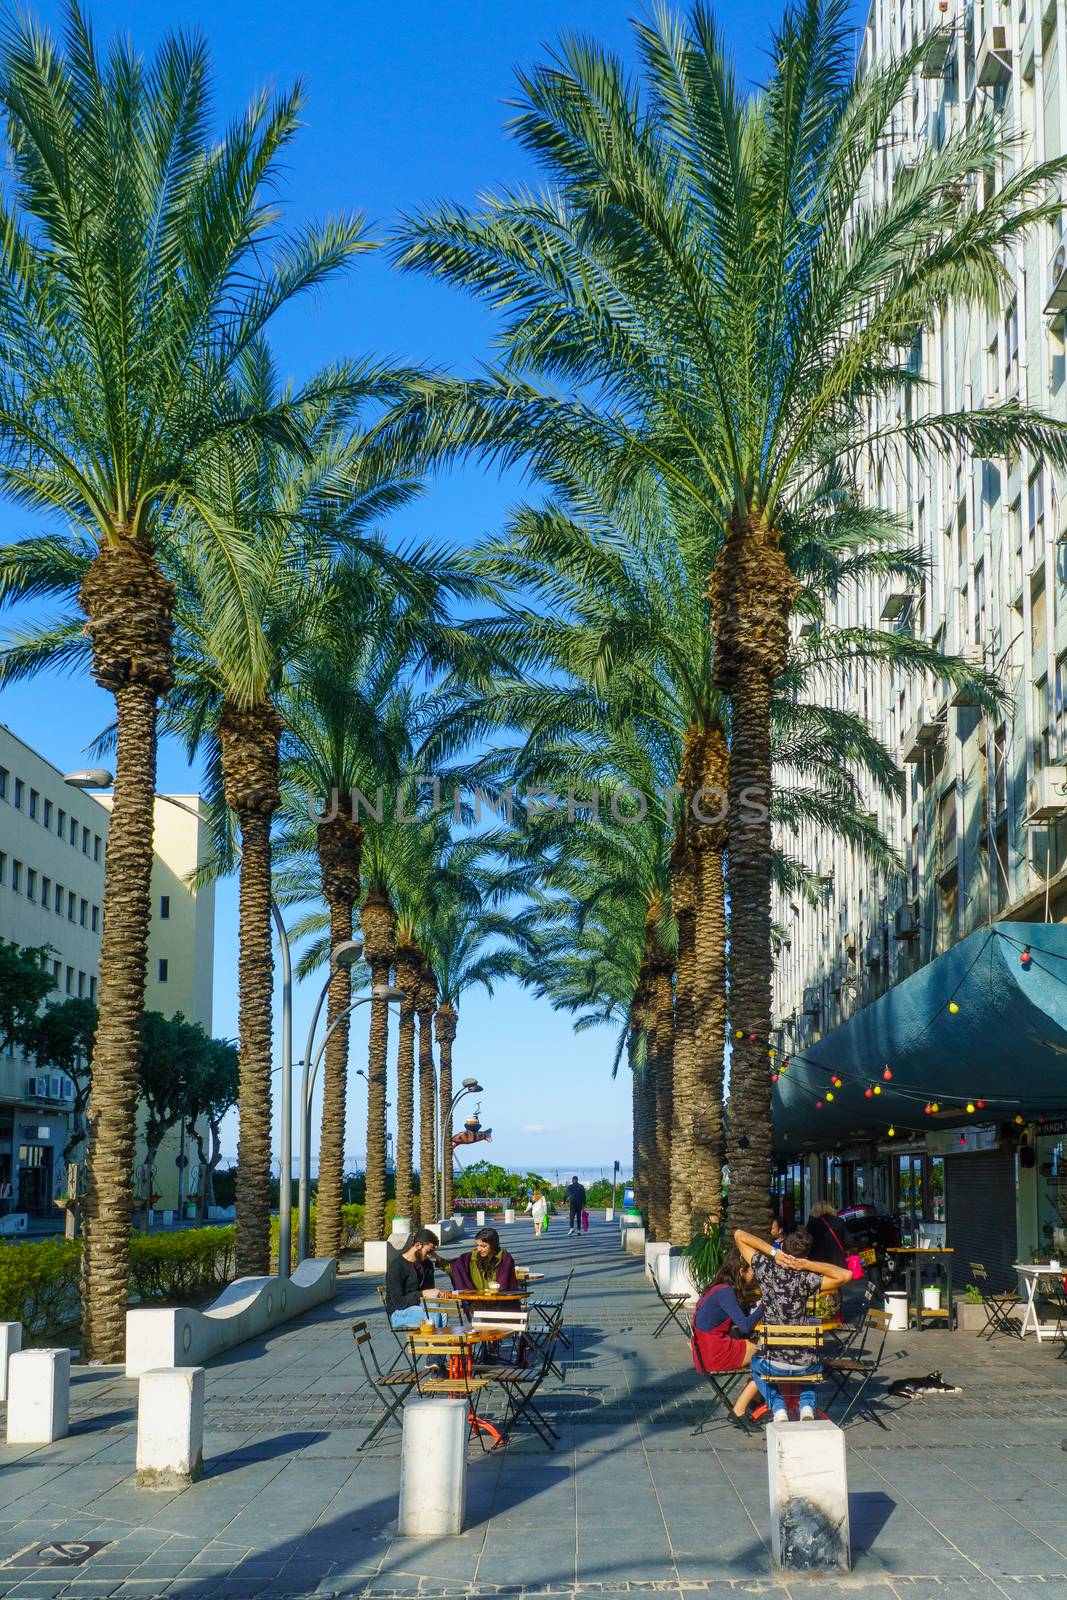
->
xmin=565 ymin=1176 xmax=586 ymax=1236
xmin=385 ymin=1227 xmax=444 ymax=1328
xmin=805 ymin=1202 xmax=849 ymax=1269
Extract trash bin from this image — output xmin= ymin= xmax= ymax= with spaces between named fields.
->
xmin=921 ymin=1285 xmax=942 ymax=1312
xmin=884 ymin=1291 xmax=908 ymax=1331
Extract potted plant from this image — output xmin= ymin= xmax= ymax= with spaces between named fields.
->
xmin=956 ymin=1283 xmax=989 ymax=1332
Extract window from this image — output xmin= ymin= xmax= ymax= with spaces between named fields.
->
xmin=79 ymin=898 xmax=87 ymax=927
xmin=69 ymin=817 xmax=77 ymax=846
xmin=13 ymin=778 xmax=23 ymax=809
xmin=28 ymin=789 xmax=38 ymax=820
xmin=51 ymin=959 xmax=60 ymax=981
xmin=11 ymin=860 xmax=21 ymax=892
xmin=26 ymin=868 xmax=36 ymax=902
xmin=91 ymin=905 xmax=99 ymax=933
xmin=65 ymin=966 xmax=73 ymax=995
xmin=1035 ymin=676 xmax=1052 ymax=770
xmin=41 ymin=875 xmax=50 ymax=908
xmin=0 ymin=853 xmax=6 ymax=884
xmin=57 ymin=807 xmax=65 ymax=838
xmin=1005 ymin=300 xmax=1020 ymax=394
xmin=160 ymin=895 xmax=170 ymax=920
xmin=157 ymin=958 xmax=169 ymax=982
xmin=43 ymin=798 xmax=52 ymax=829
xmin=0 ymin=768 xmax=7 ymax=800
xmin=89 ymin=975 xmax=97 ymax=1003
xmin=1029 ymin=469 xmax=1047 ymax=568
xmin=81 ymin=826 xmax=89 ymax=855
xmin=77 ymin=972 xmax=86 ymax=998
xmin=67 ymin=890 xmax=75 ymax=922
xmin=93 ymin=835 xmax=101 ymax=863
xmin=54 ymin=883 xmax=63 ymax=913
xmin=974 ymin=561 xmax=986 ymax=647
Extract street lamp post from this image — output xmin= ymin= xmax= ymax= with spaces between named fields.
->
xmin=65 ymin=770 xmax=297 ymax=1276
xmin=439 ymin=1077 xmax=483 ymax=1225
xmin=297 ymin=983 xmax=404 ymax=1261
xmin=293 ymin=942 xmax=366 ymax=1260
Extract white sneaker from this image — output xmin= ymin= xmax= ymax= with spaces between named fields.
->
xmin=567 ymin=1228 xmax=574 ymax=1235
xmin=800 ymin=1406 xmax=815 ymax=1421
xmin=772 ymin=1408 xmax=788 ymax=1424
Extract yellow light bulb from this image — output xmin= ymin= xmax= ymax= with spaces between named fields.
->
xmin=873 ymin=1085 xmax=882 ymax=1095
xmin=826 ymin=1091 xmax=834 ymax=1101
xmin=948 ymin=1001 xmax=959 ymax=1015
xmin=888 ymin=1126 xmax=896 ymax=1137
xmin=735 ymin=1029 xmax=744 ymax=1039
xmin=931 ymin=1102 xmax=939 ymax=1113
xmin=966 ymin=1102 xmax=975 ymax=1114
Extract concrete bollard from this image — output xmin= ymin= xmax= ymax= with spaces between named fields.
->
xmin=363 ymin=1240 xmax=389 ymax=1273
xmin=476 ymin=1210 xmax=486 ymax=1226
xmin=767 ymin=1420 xmax=850 ymax=1572
xmin=0 ymin=1322 xmax=22 ymax=1402
xmin=136 ymin=1367 xmax=205 ymax=1488
xmin=6 ymin=1348 xmax=70 ymax=1444
xmin=503 ymin=1208 xmax=516 ymax=1225
xmin=604 ymin=1207 xmax=614 ymax=1222
xmin=644 ymin=1240 xmax=671 ymax=1283
xmin=398 ymin=1398 xmax=468 ymax=1536
xmin=624 ymin=1226 xmax=647 ymax=1255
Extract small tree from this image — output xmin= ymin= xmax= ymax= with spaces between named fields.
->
xmin=0 ymin=943 xmax=57 ymax=1051
xmin=183 ymin=1036 xmax=240 ymax=1220
xmin=137 ymin=1012 xmax=211 ymax=1220
xmin=32 ymin=998 xmax=98 ymax=1163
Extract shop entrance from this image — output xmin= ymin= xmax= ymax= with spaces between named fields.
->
xmin=17 ymin=1143 xmax=53 ymax=1214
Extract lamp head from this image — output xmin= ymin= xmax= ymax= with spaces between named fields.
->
xmin=331 ymin=940 xmax=363 ymax=969
xmin=64 ymin=768 xmax=114 ymax=789
xmin=371 ymin=984 xmax=406 ymax=1002
xmin=462 ymin=1077 xmax=482 ymax=1092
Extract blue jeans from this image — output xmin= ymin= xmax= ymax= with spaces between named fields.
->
xmin=751 ymin=1354 xmax=818 ymax=1416
xmin=390 ymin=1306 xmax=446 ymax=1330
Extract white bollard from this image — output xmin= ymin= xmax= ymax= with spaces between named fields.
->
xmin=399 ymin=1397 xmax=468 ymax=1536
xmin=363 ymin=1240 xmax=390 ymax=1273
xmin=624 ymin=1225 xmax=647 ymax=1255
xmin=136 ymin=1367 xmax=205 ymax=1487
xmin=767 ymin=1420 xmax=850 ymax=1572
xmin=476 ymin=1210 xmax=486 ymax=1226
xmin=605 ymin=1207 xmax=614 ymax=1222
xmin=503 ymin=1208 xmax=516 ymax=1225
xmin=0 ymin=1322 xmax=22 ymax=1402
xmin=645 ymin=1240 xmax=671 ymax=1282
xmin=6 ymin=1348 xmax=70 ymax=1444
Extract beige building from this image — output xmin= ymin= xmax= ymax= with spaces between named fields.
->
xmin=0 ymin=723 xmax=215 ymax=1219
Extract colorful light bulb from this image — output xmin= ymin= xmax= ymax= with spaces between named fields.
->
xmin=826 ymin=1091 xmax=835 ymax=1102
xmin=948 ymin=1001 xmax=959 ymax=1014
xmin=865 ymin=1087 xmax=874 ymax=1098
xmin=888 ymin=1125 xmax=896 ymax=1137
xmin=966 ymin=1102 xmax=975 ymax=1114
xmin=883 ymin=1066 xmax=893 ymax=1081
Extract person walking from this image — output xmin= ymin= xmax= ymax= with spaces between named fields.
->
xmin=564 ymin=1176 xmax=586 ymax=1236
xmin=527 ymin=1189 xmax=550 ymax=1236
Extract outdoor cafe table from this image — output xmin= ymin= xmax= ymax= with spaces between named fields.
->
xmin=409 ymin=1323 xmax=513 ymax=1446
xmin=1014 ymin=1262 xmax=1067 ymax=1341
xmin=895 ymin=1246 xmax=954 ymax=1329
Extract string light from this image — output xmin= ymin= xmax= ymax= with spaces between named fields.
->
xmin=771 ymin=1072 xmax=779 ymax=1083
xmin=816 ymin=1099 xmax=823 ymax=1110
xmin=888 ymin=1125 xmax=896 ymax=1137
xmin=977 ymin=1098 xmax=985 ymax=1109
xmin=966 ymin=1102 xmax=976 ymax=1114
xmin=865 ymin=1087 xmax=874 ymax=1098
xmin=1021 ymin=945 xmax=1032 ymax=969
xmin=832 ymin=1075 xmax=842 ymax=1087
xmin=735 ymin=1029 xmax=744 ymax=1039
xmin=1015 ymin=1114 xmax=1024 ymax=1126
xmin=931 ymin=1102 xmax=940 ymax=1113
xmin=883 ymin=1066 xmax=893 ymax=1080
xmin=948 ymin=1001 xmax=959 ymax=1014
xmin=873 ymin=1085 xmax=882 ymax=1095
xmin=924 ymin=1103 xmax=932 ymax=1115
xmin=826 ymin=1090 xmax=835 ymax=1101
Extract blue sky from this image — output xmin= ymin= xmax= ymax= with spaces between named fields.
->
xmin=0 ymin=0 xmax=862 ymax=1177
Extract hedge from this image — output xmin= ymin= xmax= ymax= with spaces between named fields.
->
xmin=0 ymin=1227 xmax=238 ymax=1339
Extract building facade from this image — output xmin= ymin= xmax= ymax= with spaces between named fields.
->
xmin=0 ymin=725 xmax=215 ymax=1218
xmin=772 ymin=0 xmax=1067 ymax=1280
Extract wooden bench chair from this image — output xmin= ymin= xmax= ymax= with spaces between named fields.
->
xmin=351 ymin=1320 xmax=417 ymax=1449
xmin=691 ymin=1335 xmax=751 ymax=1434
xmin=825 ymin=1307 xmax=891 ymax=1429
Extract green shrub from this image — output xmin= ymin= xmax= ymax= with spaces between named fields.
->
xmin=269 ymin=1200 xmax=390 ymax=1269
xmin=128 ymin=1228 xmax=236 ymax=1302
xmin=0 ymin=1237 xmax=80 ymax=1335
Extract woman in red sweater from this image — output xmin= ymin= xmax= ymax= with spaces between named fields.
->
xmin=691 ymin=1247 xmax=762 ymax=1419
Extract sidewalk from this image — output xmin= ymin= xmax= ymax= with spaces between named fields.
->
xmin=2 ymin=1217 xmax=1067 ymax=1598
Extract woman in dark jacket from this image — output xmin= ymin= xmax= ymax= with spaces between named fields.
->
xmin=438 ymin=1226 xmax=520 ymax=1292
xmin=690 ymin=1247 xmax=762 ymax=1417
xmin=805 ymin=1202 xmax=848 ymax=1268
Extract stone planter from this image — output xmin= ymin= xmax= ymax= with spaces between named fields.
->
xmin=955 ymin=1299 xmax=1000 ymax=1332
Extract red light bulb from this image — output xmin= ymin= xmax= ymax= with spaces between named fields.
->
xmin=864 ymin=1087 xmax=873 ymax=1099
xmin=976 ymin=1098 xmax=985 ymax=1109
xmin=883 ymin=1066 xmax=893 ymax=1081
xmin=816 ymin=1100 xmax=823 ymax=1110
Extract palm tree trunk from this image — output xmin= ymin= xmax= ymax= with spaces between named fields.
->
xmin=689 ymin=722 xmax=729 ymax=1230
xmin=416 ymin=961 xmax=437 ymax=1225
xmin=629 ymin=978 xmax=654 ymax=1218
xmin=314 ymin=807 xmax=362 ymax=1262
xmin=648 ymin=923 xmax=675 ymax=1243
xmin=78 ymin=535 xmax=173 ymax=1363
xmin=712 ymin=516 xmax=797 ymax=1233
xmin=361 ymin=888 xmax=395 ymax=1240
xmin=669 ymin=833 xmax=698 ymax=1241
xmin=393 ymin=943 xmax=419 ymax=1221
xmin=218 ymin=697 xmax=283 ymax=1278
xmin=434 ymin=1003 xmax=457 ymax=1217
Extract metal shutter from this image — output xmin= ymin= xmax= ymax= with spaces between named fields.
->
xmin=945 ymin=1148 xmax=1017 ymax=1291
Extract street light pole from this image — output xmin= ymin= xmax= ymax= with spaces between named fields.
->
xmin=439 ymin=1078 xmax=483 ymax=1225
xmin=297 ymin=982 xmax=404 ymax=1261
xmin=64 ymin=771 xmax=296 ymax=1276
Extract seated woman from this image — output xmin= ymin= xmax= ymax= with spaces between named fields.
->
xmin=691 ymin=1247 xmax=763 ymax=1419
xmin=438 ymin=1226 xmax=520 ymax=1292
xmin=734 ymin=1226 xmax=853 ymax=1422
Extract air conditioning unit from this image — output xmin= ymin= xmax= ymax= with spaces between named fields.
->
xmin=893 ymin=903 xmax=920 ymax=941
xmin=1046 ymin=236 xmax=1067 ymax=316
xmin=976 ymin=25 xmax=1011 ymax=87
xmin=903 ymin=700 xmax=946 ymax=763
xmin=921 ymin=25 xmax=954 ymax=78
xmin=880 ymin=586 xmax=915 ymax=623
xmin=950 ymin=645 xmax=988 ymax=706
xmin=1025 ymin=766 xmax=1067 ymax=822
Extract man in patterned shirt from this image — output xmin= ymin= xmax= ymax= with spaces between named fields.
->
xmin=734 ymin=1226 xmax=852 ymax=1422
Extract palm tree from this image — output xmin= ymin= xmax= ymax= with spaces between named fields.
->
xmin=415 ymin=954 xmax=438 ymax=1222
xmin=0 ymin=6 xmax=370 ymax=1351
xmin=391 ymin=0 xmax=1065 ymax=1228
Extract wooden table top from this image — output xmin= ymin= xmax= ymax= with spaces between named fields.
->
xmin=431 ymin=1286 xmax=531 ymax=1302
xmin=895 ymin=1246 xmax=954 ymax=1254
xmin=406 ymin=1324 xmax=512 ymax=1347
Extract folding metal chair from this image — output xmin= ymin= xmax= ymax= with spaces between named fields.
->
xmin=969 ymin=1261 xmax=1021 ymax=1341
xmin=651 ymin=1271 xmax=693 ymax=1340
xmin=691 ymin=1334 xmax=749 ymax=1434
xmin=480 ymin=1320 xmax=561 ymax=1450
xmin=825 ymin=1308 xmax=891 ymax=1429
xmin=407 ymin=1330 xmax=497 ymax=1451
xmin=374 ymin=1285 xmax=416 ymax=1372
xmin=826 ymin=1279 xmax=877 ymax=1357
xmin=531 ymin=1267 xmax=574 ymax=1351
xmin=351 ymin=1321 xmax=417 ymax=1449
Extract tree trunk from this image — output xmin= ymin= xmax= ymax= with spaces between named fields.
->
xmin=416 ymin=960 xmax=437 ymax=1224
xmin=314 ymin=807 xmax=362 ymax=1261
xmin=669 ymin=830 xmax=699 ymax=1241
xmin=219 ymin=698 xmax=283 ymax=1277
xmin=689 ymin=722 xmax=729 ymax=1231
xmin=647 ymin=926 xmax=675 ymax=1243
xmin=434 ymin=1003 xmax=457 ymax=1217
xmin=361 ymin=888 xmax=396 ymax=1241
xmin=629 ymin=979 xmax=654 ymax=1219
xmin=711 ymin=516 xmax=797 ymax=1234
xmin=393 ymin=940 xmax=419 ymax=1221
xmin=78 ymin=535 xmax=173 ymax=1363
